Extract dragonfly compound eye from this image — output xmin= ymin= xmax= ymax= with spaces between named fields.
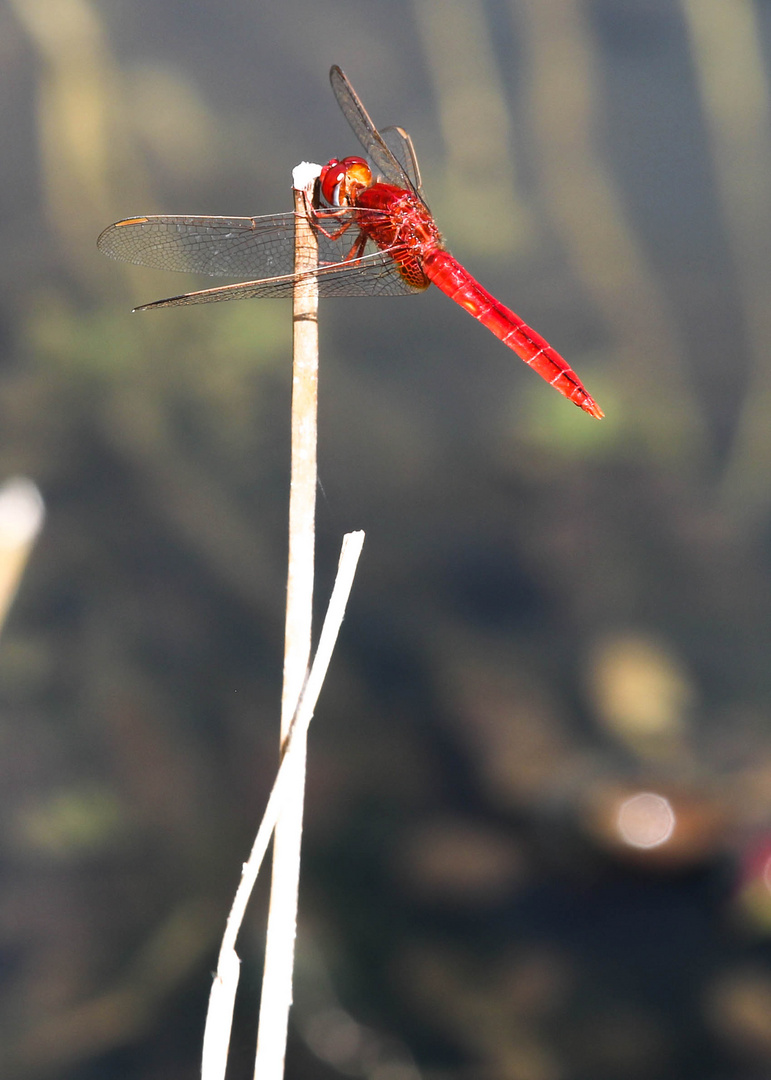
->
xmin=320 ymin=156 xmax=372 ymax=206
xmin=320 ymin=159 xmax=346 ymax=206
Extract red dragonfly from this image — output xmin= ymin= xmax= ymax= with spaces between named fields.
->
xmin=98 ymin=66 xmax=602 ymax=418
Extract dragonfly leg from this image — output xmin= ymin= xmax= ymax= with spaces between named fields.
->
xmin=308 ymin=209 xmax=371 ymax=269
xmin=344 ymin=230 xmax=369 ymax=261
xmin=310 ymin=209 xmax=356 ymax=243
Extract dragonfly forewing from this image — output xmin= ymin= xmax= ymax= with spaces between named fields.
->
xmin=97 ymin=208 xmax=421 ymax=290
xmin=329 ymin=66 xmax=417 ymax=194
xmin=97 ymin=214 xmax=300 ymax=277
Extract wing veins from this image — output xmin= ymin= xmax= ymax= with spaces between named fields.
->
xmin=135 ymin=246 xmax=425 ymax=309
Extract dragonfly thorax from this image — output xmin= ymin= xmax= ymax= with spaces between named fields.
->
xmin=320 ymin=156 xmax=373 ymax=207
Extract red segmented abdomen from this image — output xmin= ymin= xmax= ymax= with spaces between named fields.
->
xmin=422 ymin=249 xmax=603 ymax=419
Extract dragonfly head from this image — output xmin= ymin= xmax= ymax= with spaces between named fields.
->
xmin=320 ymin=156 xmax=373 ymax=207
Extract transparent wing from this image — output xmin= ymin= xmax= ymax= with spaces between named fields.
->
xmin=97 ymin=213 xmax=300 ymax=277
xmin=134 ymin=250 xmax=425 ymax=309
xmin=329 ymin=66 xmax=419 ymax=194
xmin=381 ymin=126 xmax=423 ymax=198
xmin=97 ymin=209 xmax=425 ymax=302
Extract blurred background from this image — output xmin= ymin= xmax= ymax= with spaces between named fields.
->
xmin=2 ymin=0 xmax=771 ymax=1077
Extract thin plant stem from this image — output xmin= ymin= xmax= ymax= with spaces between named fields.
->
xmin=200 ymin=529 xmax=364 ymax=1080
xmin=199 ymin=164 xmax=363 ymax=1080
xmin=253 ymin=164 xmax=321 ymax=1080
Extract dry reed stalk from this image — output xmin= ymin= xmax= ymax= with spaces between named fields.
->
xmin=253 ymin=163 xmax=321 ymax=1080
xmin=200 ymin=163 xmax=364 ymax=1080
